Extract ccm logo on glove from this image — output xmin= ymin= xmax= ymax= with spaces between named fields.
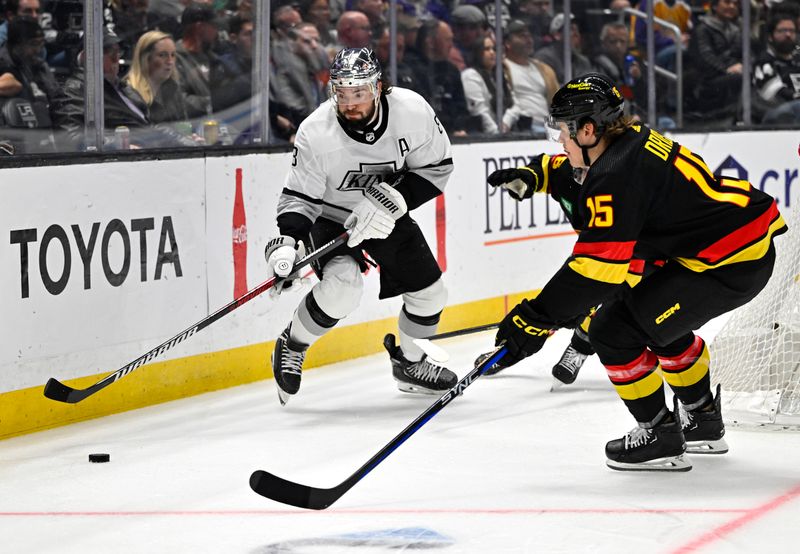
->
xmin=512 ymin=315 xmax=554 ymax=336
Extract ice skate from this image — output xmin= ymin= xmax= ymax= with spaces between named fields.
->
xmin=271 ymin=324 xmax=308 ymax=406
xmin=605 ymin=413 xmax=692 ymax=472
xmin=550 ymin=344 xmax=589 ymax=390
xmin=676 ymin=384 xmax=729 ymax=454
xmin=384 ymin=334 xmax=457 ymax=395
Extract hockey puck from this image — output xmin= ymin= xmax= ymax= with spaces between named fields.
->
xmin=89 ymin=453 xmax=110 ymax=463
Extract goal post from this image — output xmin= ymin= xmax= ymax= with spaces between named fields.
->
xmin=710 ymin=205 xmax=800 ymax=428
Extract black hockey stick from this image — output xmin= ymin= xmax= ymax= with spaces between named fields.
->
xmin=43 ymin=232 xmax=349 ymax=404
xmin=249 ymin=344 xmax=508 ymax=509
xmin=427 ymin=321 xmax=499 ymax=341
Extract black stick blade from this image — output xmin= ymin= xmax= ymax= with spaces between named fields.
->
xmin=249 ymin=470 xmax=341 ymax=510
xmin=43 ymin=378 xmax=79 ymax=403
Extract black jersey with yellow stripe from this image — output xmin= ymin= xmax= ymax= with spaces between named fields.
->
xmin=531 ymin=124 xmax=787 ymax=325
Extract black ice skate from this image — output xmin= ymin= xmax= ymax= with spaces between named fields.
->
xmin=271 ymin=324 xmax=308 ymax=406
xmin=676 ymin=384 xmax=729 ymax=454
xmin=551 ymin=344 xmax=589 ymax=389
xmin=384 ymin=334 xmax=457 ymax=395
xmin=605 ymin=413 xmax=691 ymax=472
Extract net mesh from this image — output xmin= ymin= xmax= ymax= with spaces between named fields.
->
xmin=710 ymin=205 xmax=800 ymax=427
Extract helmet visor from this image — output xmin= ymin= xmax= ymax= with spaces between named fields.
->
xmin=331 ymin=83 xmax=378 ymax=106
xmin=545 ymin=116 xmax=572 ymax=143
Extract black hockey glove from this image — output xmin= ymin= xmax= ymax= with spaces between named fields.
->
xmin=487 ymin=154 xmax=556 ymax=201
xmin=494 ymin=300 xmax=557 ymax=368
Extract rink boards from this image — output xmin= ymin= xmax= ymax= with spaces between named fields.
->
xmin=1 ymin=130 xmax=798 ymax=438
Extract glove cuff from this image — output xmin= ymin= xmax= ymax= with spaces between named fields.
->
xmin=516 ymin=300 xmax=556 ymax=333
xmin=265 ymin=235 xmax=296 ymax=259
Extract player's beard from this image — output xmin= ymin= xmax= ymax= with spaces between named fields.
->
xmin=337 ymin=99 xmax=379 ymax=132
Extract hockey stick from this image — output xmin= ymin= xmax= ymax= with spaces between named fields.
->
xmin=43 ymin=232 xmax=349 ymax=404
xmin=427 ymin=321 xmax=499 ymax=341
xmin=249 ymin=344 xmax=508 ymax=509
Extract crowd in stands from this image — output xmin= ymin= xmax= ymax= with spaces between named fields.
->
xmin=0 ymin=0 xmax=799 ymax=154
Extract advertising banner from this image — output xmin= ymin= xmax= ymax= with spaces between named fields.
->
xmin=0 ymin=160 xmax=207 ymax=390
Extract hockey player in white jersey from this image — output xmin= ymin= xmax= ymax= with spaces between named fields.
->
xmin=265 ymin=47 xmax=458 ymax=405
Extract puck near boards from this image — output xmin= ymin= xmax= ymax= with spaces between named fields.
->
xmin=89 ymin=453 xmax=110 ymax=463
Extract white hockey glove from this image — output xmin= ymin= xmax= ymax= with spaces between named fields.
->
xmin=345 ymin=182 xmax=408 ymax=247
xmin=265 ymin=236 xmax=307 ymax=298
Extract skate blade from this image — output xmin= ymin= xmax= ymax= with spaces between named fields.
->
xmin=550 ymin=377 xmax=566 ymax=392
xmin=276 ymin=386 xmax=293 ymax=406
xmin=686 ymin=438 xmax=729 ymax=455
xmin=606 ymin=454 xmax=692 ymax=472
xmin=551 ymin=369 xmax=577 ymax=386
xmin=395 ymin=380 xmax=442 ymax=396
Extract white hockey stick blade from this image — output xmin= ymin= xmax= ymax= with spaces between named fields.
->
xmin=413 ymin=339 xmax=450 ymax=363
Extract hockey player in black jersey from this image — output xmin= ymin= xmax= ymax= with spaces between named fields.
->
xmin=486 ymin=73 xmax=787 ymax=471
xmin=265 ymin=47 xmax=457 ymax=405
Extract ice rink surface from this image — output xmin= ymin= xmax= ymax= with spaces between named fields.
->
xmin=3 ymin=322 xmax=800 ymax=554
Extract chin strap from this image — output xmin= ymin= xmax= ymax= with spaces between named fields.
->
xmin=573 ymin=135 xmax=602 ymax=166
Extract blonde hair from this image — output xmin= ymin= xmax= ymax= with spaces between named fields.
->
xmin=126 ymin=30 xmax=177 ymax=105
xmin=604 ymin=115 xmax=637 ymax=139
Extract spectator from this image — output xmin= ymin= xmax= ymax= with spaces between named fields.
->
xmin=175 ymin=3 xmax=219 ymax=118
xmin=0 ymin=17 xmax=57 ymax=111
xmin=396 ymin=1 xmax=422 ymax=53
xmin=125 ymin=30 xmax=193 ymax=125
xmin=534 ymin=12 xmax=593 ymax=83
xmin=147 ymin=0 xmax=193 ymax=39
xmin=269 ymin=4 xmax=301 ymax=84
xmin=0 ymin=16 xmax=57 ymax=152
xmin=53 ymin=30 xmax=194 ymax=149
xmin=109 ymin=0 xmax=159 ymax=65
xmin=753 ymin=13 xmax=800 ymax=124
xmin=501 ymin=19 xmax=558 ymax=133
xmin=461 ymin=34 xmax=512 ymax=134
xmin=632 ymin=0 xmax=692 ymax=71
xmin=214 ymin=0 xmax=252 ymax=45
xmin=511 ymin=0 xmax=553 ymax=50
xmin=297 ymin=0 xmax=337 ymax=59
xmin=271 ymin=21 xmax=327 ymax=123
xmin=592 ymin=21 xmax=647 ymax=119
xmin=449 ymin=4 xmax=488 ymax=70
xmin=210 ymin=14 xmax=253 ymax=112
xmin=374 ymin=25 xmax=417 ymax=90
xmin=685 ymin=0 xmax=742 ymax=119
xmin=236 ymin=0 xmax=253 ymax=19
xmin=405 ymin=18 xmax=473 ymax=135
xmin=271 ymin=4 xmax=302 ymax=41
xmin=0 ymin=0 xmax=50 ymax=73
xmin=349 ymin=0 xmax=386 ymax=38
xmin=336 ymin=10 xmax=373 ymax=49
xmin=0 ymin=0 xmax=40 ymax=50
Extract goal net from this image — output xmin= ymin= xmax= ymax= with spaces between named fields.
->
xmin=710 ymin=205 xmax=800 ymax=428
